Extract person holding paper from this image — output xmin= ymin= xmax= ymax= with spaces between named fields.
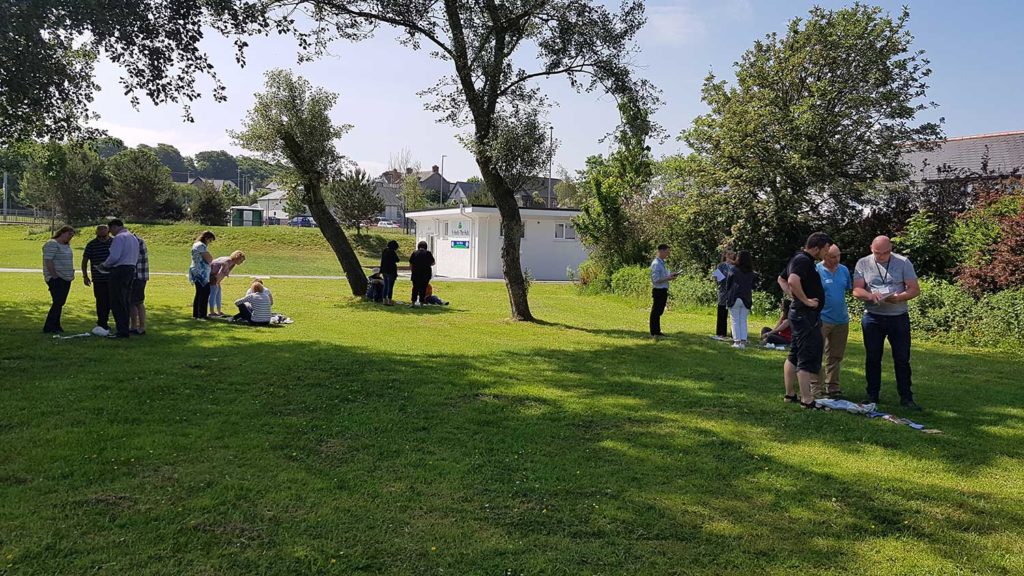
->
xmin=649 ymin=243 xmax=680 ymax=337
xmin=713 ymin=249 xmax=736 ymax=340
xmin=852 ymin=236 xmax=922 ymax=410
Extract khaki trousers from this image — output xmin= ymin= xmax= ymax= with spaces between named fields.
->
xmin=811 ymin=322 xmax=850 ymax=398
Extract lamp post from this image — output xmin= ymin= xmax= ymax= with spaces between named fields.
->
xmin=548 ymin=126 xmax=554 ymax=205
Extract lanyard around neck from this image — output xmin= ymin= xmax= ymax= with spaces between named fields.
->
xmin=875 ymin=258 xmax=892 ymax=285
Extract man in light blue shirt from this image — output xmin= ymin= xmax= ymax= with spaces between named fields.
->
xmin=101 ymin=219 xmax=139 ymax=338
xmin=815 ymin=245 xmax=852 ymax=398
xmin=649 ymin=243 xmax=679 ymax=337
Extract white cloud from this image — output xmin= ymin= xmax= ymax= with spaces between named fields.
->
xmin=643 ymin=4 xmax=708 ymax=47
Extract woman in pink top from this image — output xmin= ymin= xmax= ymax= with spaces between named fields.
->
xmin=208 ymin=250 xmax=245 ymax=316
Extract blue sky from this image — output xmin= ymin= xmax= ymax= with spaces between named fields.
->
xmin=89 ymin=0 xmax=1024 ymax=182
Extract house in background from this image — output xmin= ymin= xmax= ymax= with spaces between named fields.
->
xmin=256 ymin=183 xmax=291 ymax=223
xmin=188 ymin=176 xmax=238 ymax=193
xmin=902 ymin=131 xmax=1024 ymax=184
xmin=448 ymin=181 xmax=482 ymax=205
xmin=406 ymin=206 xmax=586 ymax=281
xmin=446 ymin=177 xmax=563 ymax=207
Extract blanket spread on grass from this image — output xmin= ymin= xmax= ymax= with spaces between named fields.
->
xmin=814 ymin=398 xmax=942 ymax=434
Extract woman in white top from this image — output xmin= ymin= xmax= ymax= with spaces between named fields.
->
xmin=234 ymin=280 xmax=272 ymax=325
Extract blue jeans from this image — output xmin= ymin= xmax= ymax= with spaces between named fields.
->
xmin=862 ymin=312 xmax=913 ymax=401
xmin=383 ymin=273 xmax=397 ymax=300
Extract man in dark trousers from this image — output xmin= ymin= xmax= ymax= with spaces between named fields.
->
xmin=81 ymin=224 xmax=112 ymax=332
xmin=100 ymin=219 xmax=140 ymax=338
xmin=408 ymin=240 xmax=435 ymax=307
xmin=713 ymin=248 xmax=736 ymax=340
xmin=649 ymin=243 xmax=679 ymax=337
xmin=778 ymin=232 xmax=832 ymax=408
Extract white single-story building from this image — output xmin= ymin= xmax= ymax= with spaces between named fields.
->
xmin=406 ymin=206 xmax=588 ymax=281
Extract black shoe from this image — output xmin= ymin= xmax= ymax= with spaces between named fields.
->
xmin=900 ymin=399 xmax=922 ymax=411
xmin=107 ymin=333 xmax=129 ymax=339
xmin=863 ymin=396 xmax=880 ymax=405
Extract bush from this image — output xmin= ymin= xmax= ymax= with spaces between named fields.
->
xmin=574 ymin=259 xmax=612 ymax=294
xmin=751 ymin=291 xmax=777 ymax=318
xmin=976 ymin=289 xmax=1024 ymax=348
xmin=669 ymin=273 xmax=718 ymax=308
xmin=907 ymin=279 xmax=977 ymax=337
xmin=610 ymin=266 xmax=650 ymax=299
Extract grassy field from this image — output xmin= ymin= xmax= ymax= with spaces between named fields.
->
xmin=0 ymin=224 xmax=416 ymax=276
xmin=1 ymin=271 xmax=1022 ymax=575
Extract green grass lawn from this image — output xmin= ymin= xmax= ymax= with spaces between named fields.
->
xmin=1 ymin=274 xmax=1023 ymax=575
xmin=0 ymin=224 xmax=416 ymax=276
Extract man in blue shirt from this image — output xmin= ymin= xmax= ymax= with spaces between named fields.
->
xmin=815 ymin=245 xmax=852 ymax=399
xmin=649 ymin=243 xmax=679 ymax=337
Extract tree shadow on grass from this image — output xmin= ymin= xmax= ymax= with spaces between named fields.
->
xmin=1 ymin=300 xmax=1023 ymax=574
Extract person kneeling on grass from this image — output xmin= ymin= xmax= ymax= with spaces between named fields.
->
xmin=424 ymin=283 xmax=449 ymax=306
xmin=233 ymin=280 xmax=273 ymax=326
xmin=366 ymin=267 xmax=385 ymax=303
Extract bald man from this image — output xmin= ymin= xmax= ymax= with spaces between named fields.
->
xmin=815 ymin=244 xmax=852 ymax=399
xmin=853 ymin=236 xmax=922 ymax=410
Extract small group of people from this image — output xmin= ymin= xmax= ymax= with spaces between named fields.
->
xmin=188 ymin=230 xmax=264 ymax=323
xmin=651 ymin=233 xmax=922 ymax=410
xmin=367 ymin=240 xmax=447 ymax=307
xmin=43 ymin=220 xmax=150 ymax=339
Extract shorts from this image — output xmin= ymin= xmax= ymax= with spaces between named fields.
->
xmin=131 ymin=280 xmax=147 ymax=304
xmin=787 ymin=307 xmax=823 ymax=373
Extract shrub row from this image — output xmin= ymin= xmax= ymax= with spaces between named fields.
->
xmin=596 ymin=264 xmax=1024 ymax=351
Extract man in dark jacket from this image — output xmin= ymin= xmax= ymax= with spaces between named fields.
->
xmin=408 ymin=241 xmax=435 ymax=307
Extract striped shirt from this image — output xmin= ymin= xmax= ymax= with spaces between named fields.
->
xmin=82 ymin=237 xmax=112 ymax=279
xmin=136 ymin=238 xmax=150 ymax=281
xmin=42 ymin=239 xmax=75 ymax=281
xmin=235 ymin=291 xmax=273 ymax=323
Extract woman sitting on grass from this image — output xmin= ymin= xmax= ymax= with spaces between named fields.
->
xmin=209 ymin=250 xmax=246 ymax=317
xmin=761 ymin=299 xmax=793 ymax=347
xmin=233 ymin=280 xmax=272 ymax=326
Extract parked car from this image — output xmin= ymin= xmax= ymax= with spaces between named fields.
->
xmin=289 ymin=216 xmax=317 ymax=227
xmin=377 ymin=220 xmax=400 ymax=228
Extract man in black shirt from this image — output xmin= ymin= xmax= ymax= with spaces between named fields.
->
xmin=408 ymin=240 xmax=436 ymax=307
xmin=778 ymin=232 xmax=832 ymax=408
xmin=81 ymin=225 xmax=112 ymax=331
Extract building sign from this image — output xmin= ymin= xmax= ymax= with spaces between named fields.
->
xmin=451 ymin=240 xmax=470 ymax=249
xmin=451 ymin=220 xmax=471 ymax=237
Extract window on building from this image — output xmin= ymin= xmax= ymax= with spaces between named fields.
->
xmin=443 ymin=222 xmax=449 ymax=237
xmin=555 ymin=223 xmax=576 ymax=240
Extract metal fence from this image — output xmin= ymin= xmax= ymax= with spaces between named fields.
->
xmin=0 ymin=209 xmax=53 ymax=225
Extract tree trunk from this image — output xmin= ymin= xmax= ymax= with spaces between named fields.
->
xmin=483 ymin=170 xmax=534 ymax=321
xmin=304 ymin=177 xmax=367 ymax=296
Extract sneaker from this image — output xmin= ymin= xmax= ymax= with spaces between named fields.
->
xmin=731 ymin=342 xmax=745 ymax=349
xmin=863 ymin=396 xmax=880 ymax=405
xmin=900 ymin=399 xmax=922 ymax=411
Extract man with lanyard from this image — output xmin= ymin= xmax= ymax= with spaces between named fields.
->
xmin=853 ymin=236 xmax=922 ymax=410
xmin=81 ymin=225 xmax=113 ymax=333
xmin=778 ymin=232 xmax=832 ymax=409
xmin=100 ymin=219 xmax=140 ymax=339
xmin=815 ymin=244 xmax=852 ymax=399
xmin=649 ymin=243 xmax=679 ymax=338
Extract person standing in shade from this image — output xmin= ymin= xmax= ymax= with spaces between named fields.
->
xmin=853 ymin=236 xmax=922 ymax=410
xmin=725 ymin=250 xmax=756 ymax=349
xmin=778 ymin=232 xmax=832 ymax=408
xmin=815 ymin=244 xmax=852 ymax=399
xmin=649 ymin=243 xmax=679 ymax=337
xmin=101 ymin=219 xmax=139 ymax=338
xmin=380 ymin=240 xmax=400 ymax=306
xmin=130 ymin=235 xmax=149 ymax=335
xmin=189 ymin=231 xmax=216 ymax=319
xmin=713 ymin=248 xmax=736 ymax=340
xmin=81 ymin=225 xmax=112 ymax=332
xmin=408 ymin=240 xmax=435 ymax=307
xmin=42 ymin=225 xmax=76 ymax=334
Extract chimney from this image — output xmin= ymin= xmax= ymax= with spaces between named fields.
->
xmin=431 ymin=165 xmax=439 ymax=173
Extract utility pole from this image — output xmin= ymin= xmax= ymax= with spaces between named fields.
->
xmin=2 ymin=171 xmax=8 ymax=222
xmin=548 ymin=126 xmax=554 ymax=205
xmin=440 ymin=154 xmax=447 ymax=205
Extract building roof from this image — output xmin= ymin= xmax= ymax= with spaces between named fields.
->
xmin=374 ymin=182 xmax=402 ymax=206
xmin=189 ymin=177 xmax=236 ymax=192
xmin=903 ymin=131 xmax=1024 ymax=182
xmin=406 ymin=206 xmax=581 ymax=218
xmin=258 ymin=189 xmax=288 ymax=201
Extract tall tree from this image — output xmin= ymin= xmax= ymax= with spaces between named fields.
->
xmin=191 ymin=182 xmax=228 ymax=226
xmin=680 ymin=3 xmax=942 ymax=277
xmin=106 ymin=148 xmax=175 ymax=220
xmin=21 ymin=141 xmax=109 ymax=224
xmin=90 ymin=136 xmax=127 ymax=159
xmin=239 ymin=0 xmax=655 ymax=320
xmin=231 ymin=69 xmax=368 ymax=296
xmin=327 ymin=168 xmax=385 ymax=236
xmin=154 ymin=144 xmax=190 ymax=180
xmin=194 ymin=150 xmax=239 ymax=181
